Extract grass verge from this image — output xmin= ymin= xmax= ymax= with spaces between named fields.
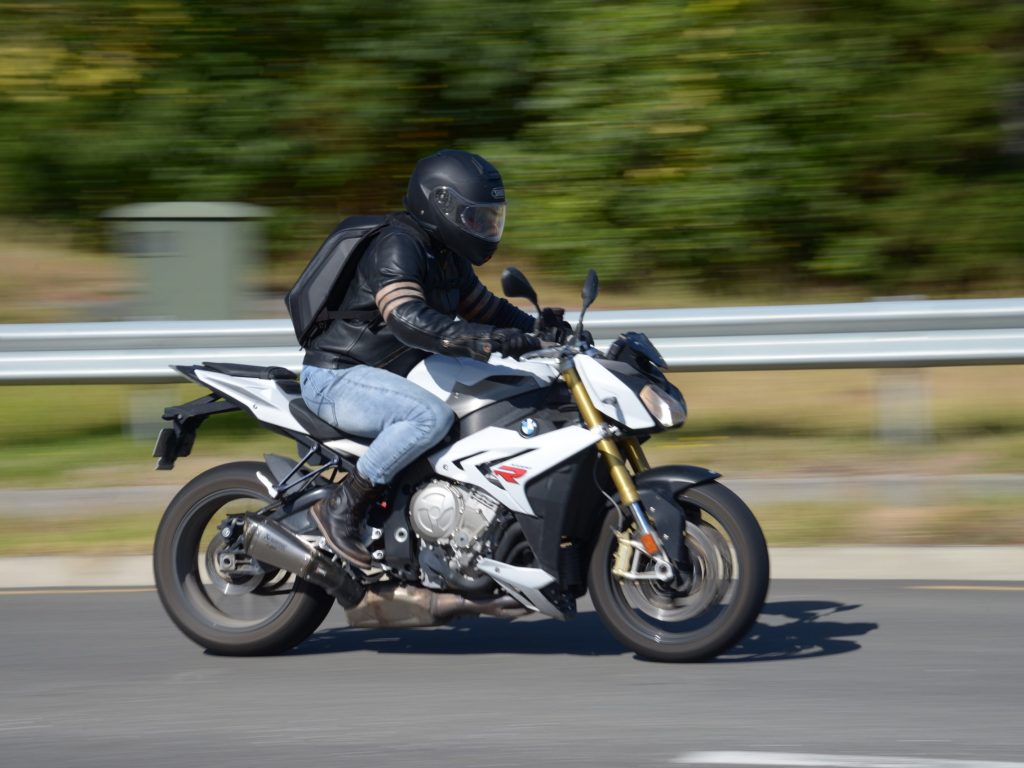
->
xmin=0 ymin=512 xmax=163 ymax=556
xmin=756 ymin=497 xmax=1024 ymax=546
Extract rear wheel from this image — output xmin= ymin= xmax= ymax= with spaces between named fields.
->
xmin=153 ymin=461 xmax=334 ymax=655
xmin=588 ymin=480 xmax=768 ymax=662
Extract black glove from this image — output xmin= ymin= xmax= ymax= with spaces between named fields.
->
xmin=537 ymin=307 xmax=572 ymax=343
xmin=492 ymin=328 xmax=542 ymax=359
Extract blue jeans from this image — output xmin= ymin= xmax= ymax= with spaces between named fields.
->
xmin=300 ymin=364 xmax=454 ymax=485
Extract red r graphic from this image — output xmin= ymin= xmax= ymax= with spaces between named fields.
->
xmin=493 ymin=465 xmax=528 ymax=484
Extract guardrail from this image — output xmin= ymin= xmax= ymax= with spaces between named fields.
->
xmin=2 ymin=297 xmax=1024 ymax=384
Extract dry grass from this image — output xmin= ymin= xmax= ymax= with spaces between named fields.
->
xmin=0 ymin=221 xmax=131 ymax=323
xmin=756 ymin=498 xmax=1024 ymax=547
xmin=646 ymin=366 xmax=1024 ymax=476
xmin=0 ymin=511 xmax=162 ymax=556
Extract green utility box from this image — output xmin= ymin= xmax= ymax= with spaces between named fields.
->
xmin=104 ymin=202 xmax=268 ymax=320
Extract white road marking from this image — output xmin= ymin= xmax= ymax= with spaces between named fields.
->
xmin=906 ymin=585 xmax=1024 ymax=592
xmin=674 ymin=751 xmax=1024 ymax=768
xmin=0 ymin=721 xmax=51 ymax=732
xmin=0 ymin=587 xmax=154 ymax=596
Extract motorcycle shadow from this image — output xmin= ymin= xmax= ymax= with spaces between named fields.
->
xmin=716 ymin=600 xmax=878 ymax=663
xmin=295 ymin=611 xmax=624 ymax=657
xmin=291 ymin=599 xmax=876 ymax=661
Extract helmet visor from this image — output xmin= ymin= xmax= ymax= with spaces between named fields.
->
xmin=434 ymin=186 xmax=506 ymax=242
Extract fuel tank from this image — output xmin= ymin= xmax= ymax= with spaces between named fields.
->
xmin=406 ymin=354 xmax=558 ymax=418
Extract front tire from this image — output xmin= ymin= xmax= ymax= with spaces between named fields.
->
xmin=588 ymin=480 xmax=768 ymax=662
xmin=153 ymin=461 xmax=335 ymax=655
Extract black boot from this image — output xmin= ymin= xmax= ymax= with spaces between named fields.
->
xmin=309 ymin=470 xmax=381 ymax=568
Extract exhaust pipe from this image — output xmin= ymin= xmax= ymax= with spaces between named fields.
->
xmin=243 ymin=515 xmax=529 ymax=628
xmin=243 ymin=515 xmax=365 ymax=607
xmin=345 ymin=584 xmax=528 ymax=628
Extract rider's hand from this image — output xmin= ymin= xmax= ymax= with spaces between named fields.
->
xmin=492 ymin=328 xmax=542 ymax=359
xmin=537 ymin=307 xmax=572 ymax=343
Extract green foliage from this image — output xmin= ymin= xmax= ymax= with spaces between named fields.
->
xmin=0 ymin=0 xmax=1021 ymax=293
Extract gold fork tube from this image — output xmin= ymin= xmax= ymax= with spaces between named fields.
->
xmin=562 ymin=367 xmax=640 ymax=506
xmin=621 ymin=437 xmax=651 ymax=473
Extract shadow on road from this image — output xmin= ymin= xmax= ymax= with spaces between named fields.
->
xmin=292 ymin=611 xmax=626 ymax=657
xmin=718 ymin=600 xmax=878 ymax=663
xmin=290 ymin=599 xmax=876 ymax=660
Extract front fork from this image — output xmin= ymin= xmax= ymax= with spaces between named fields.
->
xmin=562 ymin=366 xmax=665 ymax=564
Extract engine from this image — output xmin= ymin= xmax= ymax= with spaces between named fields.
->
xmin=408 ymin=480 xmax=506 ymax=591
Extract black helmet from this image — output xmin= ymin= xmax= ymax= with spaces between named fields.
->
xmin=404 ymin=149 xmax=506 ymax=266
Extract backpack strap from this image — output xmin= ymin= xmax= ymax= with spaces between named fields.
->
xmin=323 ymin=308 xmax=380 ymax=321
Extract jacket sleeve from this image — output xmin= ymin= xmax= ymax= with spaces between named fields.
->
xmin=368 ymin=231 xmax=497 ymax=361
xmin=457 ymin=265 xmax=536 ymax=333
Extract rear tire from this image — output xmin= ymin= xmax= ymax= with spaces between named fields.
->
xmin=154 ymin=461 xmax=335 ymax=655
xmin=588 ymin=480 xmax=768 ymax=662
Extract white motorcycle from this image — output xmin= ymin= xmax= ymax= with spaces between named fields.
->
xmin=152 ymin=268 xmax=769 ymax=662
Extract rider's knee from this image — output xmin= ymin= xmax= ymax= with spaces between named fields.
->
xmin=435 ymin=402 xmax=456 ymax=438
xmin=420 ymin=399 xmax=454 ymax=441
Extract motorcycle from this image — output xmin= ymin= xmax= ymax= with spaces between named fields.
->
xmin=152 ymin=267 xmax=769 ymax=661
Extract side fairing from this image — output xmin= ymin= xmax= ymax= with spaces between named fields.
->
xmin=427 ymin=424 xmax=601 ymax=516
xmin=407 ymin=354 xmax=558 ymax=418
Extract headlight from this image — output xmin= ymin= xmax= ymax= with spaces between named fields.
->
xmin=639 ymin=383 xmax=687 ymax=427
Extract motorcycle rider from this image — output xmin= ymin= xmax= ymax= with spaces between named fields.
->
xmin=301 ymin=149 xmax=566 ymax=567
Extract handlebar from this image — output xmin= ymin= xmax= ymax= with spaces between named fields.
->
xmin=519 ymin=338 xmax=605 ymax=361
xmin=520 ymin=344 xmax=564 ymax=360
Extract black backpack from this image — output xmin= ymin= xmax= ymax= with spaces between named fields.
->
xmin=284 ymin=215 xmax=388 ymax=347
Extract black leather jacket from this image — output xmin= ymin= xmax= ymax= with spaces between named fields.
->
xmin=303 ymin=214 xmax=534 ymax=376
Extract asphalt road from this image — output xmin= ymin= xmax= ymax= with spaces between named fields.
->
xmin=0 ymin=580 xmax=1021 ymax=768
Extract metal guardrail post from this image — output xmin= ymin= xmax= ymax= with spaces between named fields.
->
xmin=876 ymin=369 xmax=932 ymax=444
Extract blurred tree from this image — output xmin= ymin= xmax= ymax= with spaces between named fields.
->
xmin=0 ymin=0 xmax=1021 ymax=294
xmin=487 ymin=0 xmax=1024 ymax=291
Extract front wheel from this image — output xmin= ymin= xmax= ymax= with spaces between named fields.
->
xmin=588 ymin=480 xmax=768 ymax=662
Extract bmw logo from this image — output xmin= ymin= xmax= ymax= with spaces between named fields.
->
xmin=519 ymin=418 xmax=539 ymax=437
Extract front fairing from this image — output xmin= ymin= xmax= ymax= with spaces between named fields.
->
xmin=574 ymin=349 xmax=686 ymax=432
xmin=573 ymin=354 xmax=657 ymax=430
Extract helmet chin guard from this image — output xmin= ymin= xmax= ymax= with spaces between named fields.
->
xmin=404 ymin=149 xmax=506 ymax=265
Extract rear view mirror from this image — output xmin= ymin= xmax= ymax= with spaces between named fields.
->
xmin=575 ymin=269 xmax=600 ymax=343
xmin=501 ymin=267 xmax=540 ymax=313
xmin=581 ymin=269 xmax=599 ymax=311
